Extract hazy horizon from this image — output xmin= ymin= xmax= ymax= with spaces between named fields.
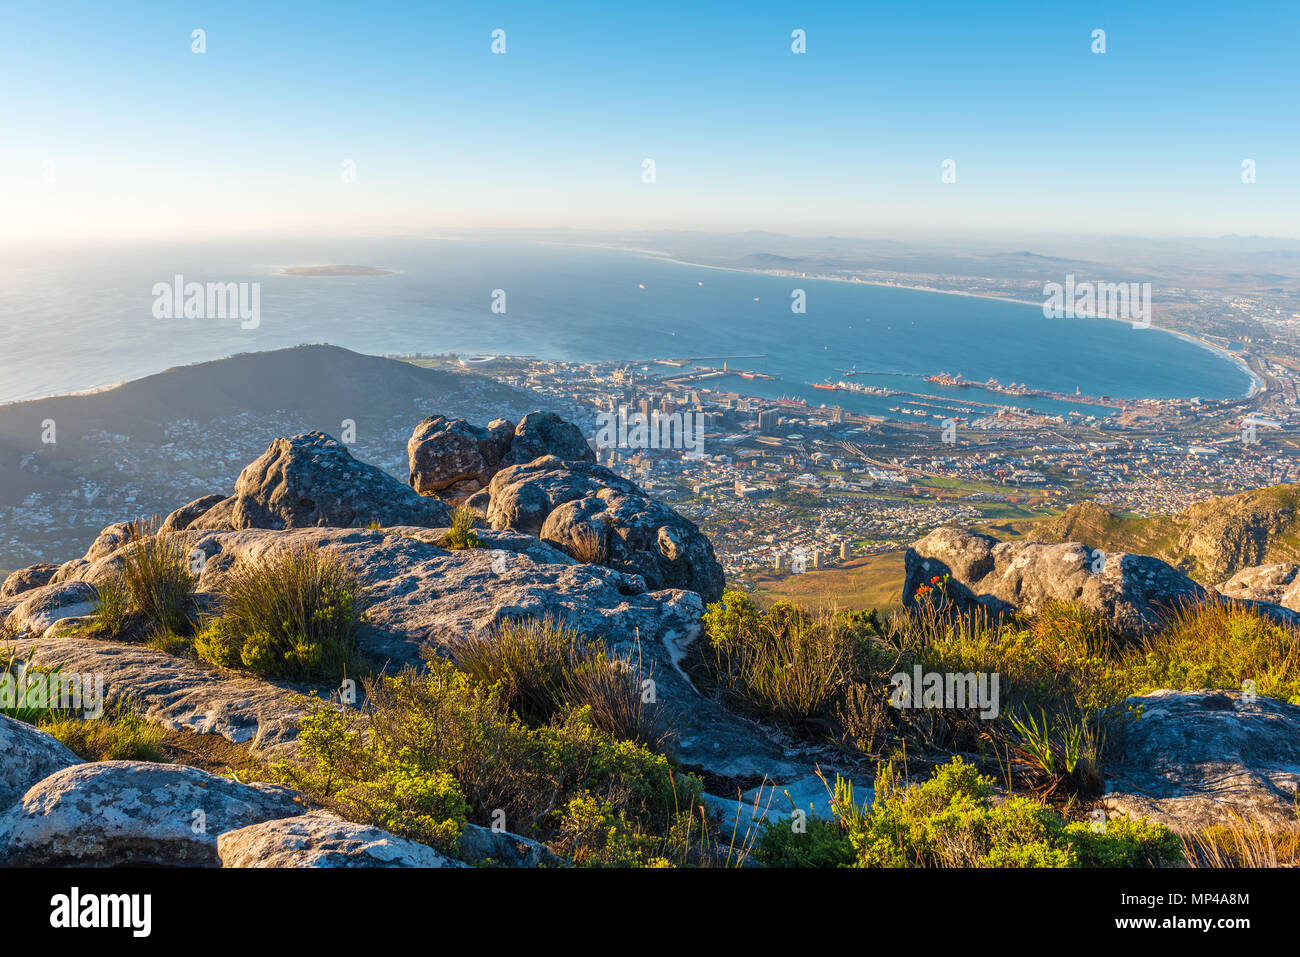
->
xmin=4 ymin=1 xmax=1299 ymax=243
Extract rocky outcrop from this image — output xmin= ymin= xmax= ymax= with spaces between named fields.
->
xmin=406 ymin=410 xmax=594 ymax=505
xmin=0 ymin=761 xmax=307 ymax=866
xmin=218 ymin=811 xmax=461 ymax=868
xmin=0 ymin=636 xmax=311 ymax=758
xmin=189 ymin=431 xmax=450 ymax=531
xmin=0 ymin=563 xmax=59 ymax=599
xmin=487 ymin=457 xmax=724 ymax=603
xmin=0 ymin=715 xmax=83 ymax=811
xmin=407 ymin=415 xmax=515 ymax=502
xmin=457 ymin=823 xmax=561 ymax=868
xmin=500 ymin=411 xmax=594 ymax=466
xmin=2 ymin=581 xmax=97 ymax=637
xmin=903 ymin=527 xmax=1300 ymax=636
xmin=1033 ymin=484 xmax=1300 ymax=582
xmin=1102 ymin=690 xmax=1300 ymax=832
xmin=161 ymin=493 xmax=226 ymax=532
xmin=1216 ymin=563 xmax=1300 ymax=611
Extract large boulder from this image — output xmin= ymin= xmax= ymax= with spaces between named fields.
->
xmin=407 ymin=415 xmax=515 ymax=501
xmin=406 ymin=411 xmax=593 ymax=505
xmin=0 ymin=761 xmax=307 ymax=866
xmin=0 ymin=564 xmax=60 ymax=599
xmin=160 ymin=493 xmax=226 ymax=533
xmin=1103 ymin=690 xmax=1300 ymax=832
xmin=487 ymin=457 xmax=723 ymax=603
xmin=501 ymin=411 xmax=594 ymax=466
xmin=0 ymin=715 xmax=82 ymax=811
xmin=1216 ymin=563 xmax=1300 ymax=611
xmin=2 ymin=581 xmax=98 ymax=638
xmin=190 ymin=431 xmax=450 ymax=531
xmin=217 ymin=811 xmax=462 ymax=868
xmin=903 ymin=527 xmax=1299 ymax=637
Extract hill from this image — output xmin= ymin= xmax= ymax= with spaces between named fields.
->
xmin=0 ymin=344 xmax=542 ymax=568
xmin=1029 ymin=485 xmax=1300 ymax=583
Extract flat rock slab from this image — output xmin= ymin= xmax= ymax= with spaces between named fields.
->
xmin=0 ymin=761 xmax=309 ymax=867
xmin=0 ymin=715 xmax=83 ymax=811
xmin=218 ymin=810 xmax=463 ymax=868
xmin=0 ymin=636 xmax=313 ymax=759
xmin=1103 ymin=689 xmax=1300 ymax=832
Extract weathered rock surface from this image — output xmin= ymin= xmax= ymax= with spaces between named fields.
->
xmin=0 ymin=715 xmax=83 ymax=812
xmin=407 ymin=415 xmax=515 ymax=500
xmin=0 ymin=636 xmax=310 ymax=758
xmin=190 ymin=431 xmax=450 ymax=531
xmin=0 ymin=563 xmax=60 ymax=599
xmin=500 ymin=410 xmax=594 ymax=467
xmin=1103 ymin=690 xmax=1300 ymax=832
xmin=1215 ymin=563 xmax=1300 ymax=611
xmin=48 ymin=525 xmax=797 ymax=781
xmin=457 ymin=822 xmax=560 ymax=868
xmin=406 ymin=411 xmax=593 ymax=504
xmin=218 ymin=811 xmax=462 ymax=868
xmin=0 ymin=761 xmax=307 ymax=866
xmin=903 ymin=527 xmax=1300 ymax=636
xmin=488 ymin=457 xmax=724 ymax=603
xmin=1 ymin=581 xmax=98 ymax=637
xmin=160 ymin=493 xmax=226 ymax=533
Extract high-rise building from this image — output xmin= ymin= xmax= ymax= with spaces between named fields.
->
xmin=758 ymin=409 xmax=779 ymax=434
xmin=840 ymin=541 xmax=851 ymax=560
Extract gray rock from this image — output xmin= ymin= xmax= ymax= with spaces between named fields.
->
xmin=487 ymin=457 xmax=723 ymax=603
xmin=903 ymin=527 xmax=1300 ymax=637
xmin=0 ymin=715 xmax=82 ymax=812
xmin=217 ymin=810 xmax=462 ymax=868
xmin=407 ymin=415 xmax=515 ymax=501
xmin=191 ymin=431 xmax=450 ymax=531
xmin=1103 ymin=690 xmax=1300 ymax=832
xmin=0 ymin=761 xmax=307 ymax=866
xmin=2 ymin=581 xmax=98 ymax=638
xmin=456 ymin=823 xmax=559 ymax=868
xmin=0 ymin=635 xmax=311 ymax=759
xmin=0 ymin=564 xmax=60 ymax=599
xmin=500 ymin=410 xmax=595 ymax=466
xmin=1216 ymin=563 xmax=1300 ymax=611
xmin=160 ymin=493 xmax=226 ymax=533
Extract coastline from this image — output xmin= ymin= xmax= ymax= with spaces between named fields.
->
xmin=581 ymin=243 xmax=1265 ymax=402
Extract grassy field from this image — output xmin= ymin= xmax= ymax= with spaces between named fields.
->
xmin=749 ymin=551 xmax=906 ymax=612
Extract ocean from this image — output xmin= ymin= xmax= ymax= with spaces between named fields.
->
xmin=0 ymin=238 xmax=1253 ymax=417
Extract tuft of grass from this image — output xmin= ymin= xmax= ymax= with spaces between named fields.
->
xmin=91 ymin=518 xmax=196 ymax=637
xmin=455 ymin=617 xmax=670 ymax=748
xmin=1181 ymin=814 xmax=1300 ymax=868
xmin=196 ymin=545 xmax=367 ymax=681
xmin=0 ymin=650 xmax=64 ymax=724
xmin=441 ymin=506 xmax=484 ymax=550
xmin=42 ymin=708 xmax=168 ymax=763
xmin=567 ymin=524 xmax=608 ymax=565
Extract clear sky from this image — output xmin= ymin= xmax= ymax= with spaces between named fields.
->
xmin=2 ymin=0 xmax=1298 ymax=243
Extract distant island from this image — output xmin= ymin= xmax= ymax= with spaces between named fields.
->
xmin=279 ymin=265 xmax=393 ymax=277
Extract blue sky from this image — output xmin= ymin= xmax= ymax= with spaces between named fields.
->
xmin=2 ymin=0 xmax=1298 ymax=241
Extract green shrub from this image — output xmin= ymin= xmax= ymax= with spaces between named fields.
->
xmin=704 ymin=591 xmax=862 ymax=723
xmin=829 ymin=756 xmax=1181 ymax=868
xmin=753 ymin=812 xmax=856 ymax=868
xmin=200 ymin=546 xmax=366 ymax=681
xmin=276 ymin=659 xmax=702 ymax=850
